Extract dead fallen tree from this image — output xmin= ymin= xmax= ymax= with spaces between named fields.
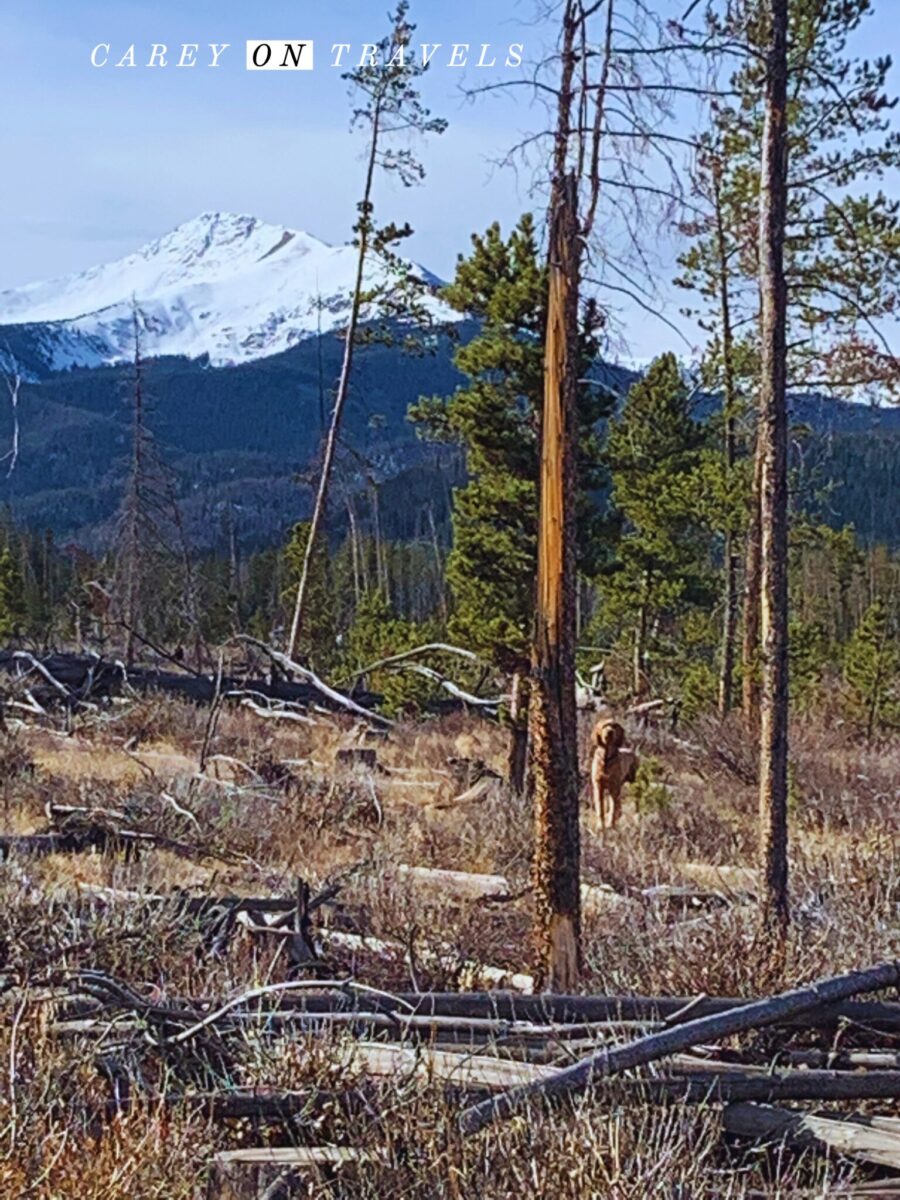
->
xmin=0 ymin=644 xmax=504 ymax=722
xmin=0 ymin=804 xmax=245 ymax=866
xmin=0 ymin=649 xmax=383 ymax=718
xmin=459 ymin=961 xmax=900 ymax=1133
xmin=724 ymin=1104 xmax=900 ymax=1171
xmin=16 ymin=942 xmax=900 ymax=1183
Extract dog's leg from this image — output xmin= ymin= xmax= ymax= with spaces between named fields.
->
xmin=610 ymin=787 xmax=623 ymax=828
xmin=593 ymin=773 xmax=607 ymax=830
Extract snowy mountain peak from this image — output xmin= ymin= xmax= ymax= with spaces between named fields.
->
xmin=0 ymin=213 xmax=445 ymax=371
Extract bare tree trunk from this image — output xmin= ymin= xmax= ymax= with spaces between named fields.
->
xmin=742 ymin=437 xmax=763 ymax=729
xmin=122 ymin=310 xmax=144 ymax=668
xmin=633 ymin=595 xmax=648 ymax=700
xmin=531 ymin=169 xmax=581 ymax=992
xmin=720 ymin=529 xmax=739 ymax=716
xmin=227 ymin=506 xmax=241 ymax=632
xmin=507 ymin=670 xmax=530 ymax=796
xmin=287 ymin=104 xmax=381 ymax=658
xmin=714 ymin=165 xmax=740 ymax=718
xmin=757 ymin=0 xmax=790 ymax=936
xmin=426 ymin=505 xmax=448 ymax=623
xmin=346 ymin=498 xmax=361 ymax=604
xmin=370 ymin=483 xmax=389 ymax=601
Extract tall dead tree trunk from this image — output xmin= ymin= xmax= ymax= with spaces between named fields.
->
xmin=121 ymin=310 xmax=145 ymax=668
xmin=345 ymin=498 xmax=362 ymax=604
xmin=287 ymin=110 xmax=380 ymax=659
xmin=507 ymin=670 xmax=529 ymax=797
xmin=757 ymin=0 xmax=791 ymax=936
xmin=528 ymin=0 xmax=613 ymax=991
xmin=633 ymin=571 xmax=650 ymax=698
xmin=531 ymin=169 xmax=582 ymax=991
xmin=743 ymin=438 xmax=763 ymax=729
xmin=713 ymin=165 xmax=740 ymax=718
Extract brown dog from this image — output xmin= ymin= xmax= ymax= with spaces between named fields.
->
xmin=590 ymin=718 xmax=638 ymax=830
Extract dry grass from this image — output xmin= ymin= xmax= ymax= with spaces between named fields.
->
xmin=0 ymin=693 xmax=898 ymax=1197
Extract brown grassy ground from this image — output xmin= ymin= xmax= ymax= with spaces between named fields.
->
xmin=0 ymin=695 xmax=898 ymax=1197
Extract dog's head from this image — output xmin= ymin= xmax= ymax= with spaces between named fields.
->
xmin=592 ymin=718 xmax=625 ymax=755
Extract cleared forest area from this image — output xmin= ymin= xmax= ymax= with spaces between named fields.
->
xmin=0 ymin=674 xmax=898 ymax=1197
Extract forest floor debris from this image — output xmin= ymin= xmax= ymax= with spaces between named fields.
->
xmin=0 ymin=690 xmax=898 ymax=1197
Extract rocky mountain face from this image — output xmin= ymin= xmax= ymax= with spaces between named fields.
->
xmin=0 ymin=212 xmax=445 ymax=375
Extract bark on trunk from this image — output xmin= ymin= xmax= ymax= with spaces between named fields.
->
xmin=507 ymin=670 xmax=530 ymax=797
xmin=756 ymin=0 xmax=791 ymax=936
xmin=714 ymin=165 xmax=739 ymax=718
xmin=633 ymin=573 xmax=650 ymax=698
xmin=742 ymin=438 xmax=763 ymax=729
xmin=287 ymin=103 xmax=381 ymax=658
xmin=720 ymin=530 xmax=739 ymax=717
xmin=122 ymin=311 xmax=144 ymax=668
xmin=530 ymin=170 xmax=582 ymax=992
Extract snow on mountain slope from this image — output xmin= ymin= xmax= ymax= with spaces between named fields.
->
xmin=0 ymin=213 xmax=447 ymax=370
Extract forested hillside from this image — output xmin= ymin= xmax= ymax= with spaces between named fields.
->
xmin=0 ymin=328 xmax=896 ymax=549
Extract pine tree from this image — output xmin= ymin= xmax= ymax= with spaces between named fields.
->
xmin=844 ymin=598 xmax=899 ymax=738
xmin=411 ymin=216 xmax=611 ymax=664
xmin=342 ymin=589 xmax=440 ymax=715
xmin=0 ymin=545 xmax=25 ymax=640
xmin=680 ymin=0 xmax=900 ymax=732
xmin=410 ymin=215 xmax=612 ymax=789
xmin=287 ymin=1 xmax=446 ymax=656
xmin=603 ymin=354 xmax=712 ymax=696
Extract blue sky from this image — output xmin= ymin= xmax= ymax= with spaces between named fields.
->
xmin=0 ymin=3 xmax=543 ymax=278
xmin=0 ymin=1 xmax=897 ymax=361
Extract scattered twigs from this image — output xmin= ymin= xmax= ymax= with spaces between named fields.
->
xmin=10 ymin=652 xmax=71 ymax=701
xmin=338 ymin=642 xmax=484 ymax=688
xmin=234 ymin=637 xmax=394 ymax=728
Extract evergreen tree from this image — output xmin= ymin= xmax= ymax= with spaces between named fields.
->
xmin=411 ymin=214 xmax=612 ymax=672
xmin=679 ymin=0 xmax=900 ymax=730
xmin=342 ymin=589 xmax=440 ymax=715
xmin=601 ymin=353 xmax=713 ymax=696
xmin=844 ymin=597 xmax=899 ymax=738
xmin=0 ymin=545 xmax=25 ymax=640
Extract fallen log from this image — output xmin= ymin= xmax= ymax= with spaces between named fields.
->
xmin=320 ymin=929 xmax=534 ymax=993
xmin=654 ymin=1068 xmax=900 ymax=1105
xmin=724 ymin=1103 xmax=900 ymax=1171
xmin=459 ymin=961 xmax=900 ymax=1134
xmin=213 ymin=1147 xmax=373 ymax=1168
xmin=92 ymin=1067 xmax=900 ymax=1127
xmin=782 ymin=1049 xmax=900 ymax=1071
xmin=0 ymin=649 xmax=383 ymax=718
xmin=394 ymin=866 xmax=513 ymax=903
xmin=75 ymin=882 xmax=302 ymax=917
xmin=210 ymin=1146 xmax=375 ymax=1200
xmin=344 ymin=1041 xmax=553 ymax=1090
xmin=337 ymin=990 xmax=900 ymax=1031
xmin=429 ymin=775 xmax=501 ymax=811
xmin=234 ymin=637 xmax=394 ymax=728
xmin=0 ymin=827 xmax=117 ymax=858
xmin=339 ymin=642 xmax=483 ymax=689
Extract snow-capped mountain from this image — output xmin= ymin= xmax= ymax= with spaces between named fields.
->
xmin=0 ymin=212 xmax=447 ymax=372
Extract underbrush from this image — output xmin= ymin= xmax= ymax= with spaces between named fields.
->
xmin=0 ymin=699 xmax=897 ymax=1196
